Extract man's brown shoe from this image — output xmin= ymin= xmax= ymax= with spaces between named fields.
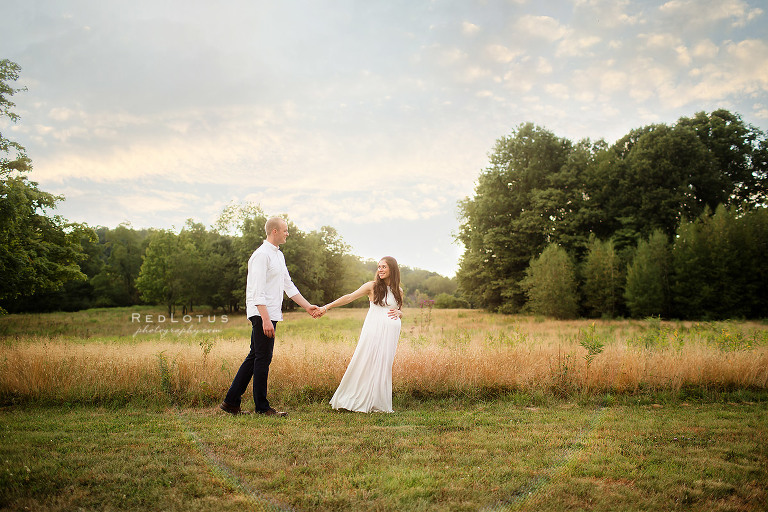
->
xmin=260 ymin=407 xmax=288 ymax=417
xmin=219 ymin=402 xmax=250 ymax=415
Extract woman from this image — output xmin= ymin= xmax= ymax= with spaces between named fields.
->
xmin=318 ymin=256 xmax=403 ymax=413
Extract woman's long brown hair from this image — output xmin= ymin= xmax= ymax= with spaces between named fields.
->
xmin=373 ymin=256 xmax=402 ymax=308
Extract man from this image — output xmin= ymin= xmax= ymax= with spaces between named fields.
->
xmin=219 ymin=217 xmax=318 ymax=417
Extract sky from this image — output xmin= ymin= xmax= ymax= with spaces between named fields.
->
xmin=2 ymin=0 xmax=767 ymax=277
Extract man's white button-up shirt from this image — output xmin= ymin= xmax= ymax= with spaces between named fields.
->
xmin=245 ymin=241 xmax=300 ymax=321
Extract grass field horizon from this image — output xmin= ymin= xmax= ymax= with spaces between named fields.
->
xmin=1 ymin=306 xmax=767 ymax=510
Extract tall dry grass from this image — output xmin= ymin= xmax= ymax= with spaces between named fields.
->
xmin=1 ymin=308 xmax=767 ymax=406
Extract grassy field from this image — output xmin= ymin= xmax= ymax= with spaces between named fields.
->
xmin=1 ymin=307 xmax=767 ymax=510
xmin=2 ymin=401 xmax=766 ymax=511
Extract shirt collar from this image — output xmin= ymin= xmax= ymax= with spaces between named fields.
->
xmin=262 ymin=240 xmax=280 ymax=251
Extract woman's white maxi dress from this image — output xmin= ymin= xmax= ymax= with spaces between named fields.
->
xmin=330 ymin=288 xmax=401 ymax=413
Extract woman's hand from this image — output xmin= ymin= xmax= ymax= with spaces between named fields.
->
xmin=388 ymin=309 xmax=402 ymax=320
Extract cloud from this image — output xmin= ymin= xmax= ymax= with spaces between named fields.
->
xmin=48 ymin=107 xmax=79 ymax=122
xmin=461 ymin=21 xmax=481 ymax=36
xmin=485 ymin=44 xmax=521 ymax=63
xmin=658 ymin=0 xmax=763 ymax=28
xmin=28 ymin=105 xmax=309 ymax=185
xmin=433 ymin=45 xmax=468 ymax=66
xmin=515 ymin=15 xmax=568 ymax=42
xmin=574 ymin=0 xmax=644 ymax=27
xmin=556 ymin=34 xmax=602 ymax=57
xmin=675 ymin=45 xmax=692 ymax=66
xmin=545 ymin=83 xmax=570 ymax=100
xmin=688 ymin=39 xmax=768 ymax=100
xmin=692 ymin=39 xmax=719 ymax=58
xmin=536 ymin=57 xmax=553 ymax=75
xmin=115 ymin=189 xmax=201 ymax=215
xmin=640 ymin=32 xmax=682 ymax=49
xmin=616 ymin=38 xmax=768 ymax=109
xmin=248 ymin=189 xmax=450 ymax=228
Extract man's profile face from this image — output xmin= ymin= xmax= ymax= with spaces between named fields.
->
xmin=274 ymin=222 xmax=289 ymax=245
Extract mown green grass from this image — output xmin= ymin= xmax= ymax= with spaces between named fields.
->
xmin=1 ymin=399 xmax=766 ymax=511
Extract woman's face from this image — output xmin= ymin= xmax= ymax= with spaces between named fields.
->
xmin=377 ymin=260 xmax=390 ymax=281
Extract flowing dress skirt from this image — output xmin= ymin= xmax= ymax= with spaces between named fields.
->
xmin=330 ymin=292 xmax=401 ymax=413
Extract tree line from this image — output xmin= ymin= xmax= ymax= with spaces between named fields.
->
xmin=1 ymin=205 xmax=460 ymax=314
xmin=456 ymin=111 xmax=768 ymax=319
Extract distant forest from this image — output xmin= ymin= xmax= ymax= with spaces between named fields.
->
xmin=2 ymin=59 xmax=767 ymax=319
xmin=2 ymin=209 xmax=460 ymax=315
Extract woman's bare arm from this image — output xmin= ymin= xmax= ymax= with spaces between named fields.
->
xmin=321 ymin=281 xmax=374 ymax=312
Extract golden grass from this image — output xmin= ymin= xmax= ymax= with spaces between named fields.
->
xmin=1 ymin=308 xmax=767 ymax=405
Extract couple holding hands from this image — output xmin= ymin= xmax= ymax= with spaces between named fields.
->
xmin=219 ymin=217 xmax=403 ymax=417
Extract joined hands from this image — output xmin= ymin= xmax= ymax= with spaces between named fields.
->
xmin=308 ymin=305 xmax=326 ymax=319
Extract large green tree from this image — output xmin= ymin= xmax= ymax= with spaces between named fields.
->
xmin=0 ymin=59 xmax=90 ymax=312
xmin=204 ymin=232 xmax=241 ymax=312
xmin=135 ymin=230 xmax=184 ymax=316
xmin=677 ymin=109 xmax=768 ymax=208
xmin=90 ymin=224 xmax=147 ymax=306
xmin=1 ymin=59 xmax=28 ymax=175
xmin=587 ymin=124 xmax=716 ymax=248
xmin=316 ymin=226 xmax=353 ymax=303
xmin=457 ymin=123 xmax=573 ymax=312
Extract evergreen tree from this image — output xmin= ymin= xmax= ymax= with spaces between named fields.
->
xmin=521 ymin=244 xmax=578 ymax=319
xmin=581 ymin=236 xmax=622 ymax=318
xmin=625 ymin=230 xmax=671 ymax=318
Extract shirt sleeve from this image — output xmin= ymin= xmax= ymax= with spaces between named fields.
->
xmin=281 ymin=256 xmax=300 ymax=299
xmin=249 ymin=251 xmax=269 ymax=305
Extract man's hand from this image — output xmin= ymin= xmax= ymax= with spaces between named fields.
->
xmin=262 ymin=317 xmax=275 ymax=338
xmin=307 ymin=305 xmax=324 ymax=319
xmin=256 ymin=305 xmax=275 ymax=337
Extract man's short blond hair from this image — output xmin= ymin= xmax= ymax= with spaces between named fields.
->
xmin=264 ymin=217 xmax=286 ymax=236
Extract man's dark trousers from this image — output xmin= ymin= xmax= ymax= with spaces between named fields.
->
xmin=224 ymin=315 xmax=277 ymax=412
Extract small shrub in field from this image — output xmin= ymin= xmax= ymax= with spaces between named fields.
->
xmin=578 ymin=323 xmax=605 ymax=376
xmin=434 ymin=293 xmax=470 ymax=309
xmin=629 ymin=316 xmax=672 ymax=349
